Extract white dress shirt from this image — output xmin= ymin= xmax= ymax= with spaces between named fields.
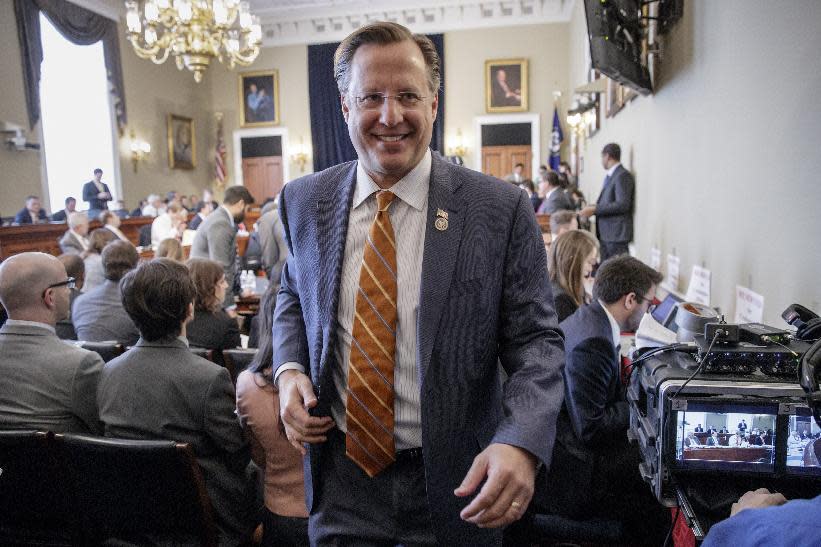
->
xmin=598 ymin=299 xmax=622 ymax=349
xmin=5 ymin=319 xmax=56 ymax=335
xmin=104 ymin=225 xmax=129 ymax=242
xmin=277 ymin=149 xmax=431 ymax=449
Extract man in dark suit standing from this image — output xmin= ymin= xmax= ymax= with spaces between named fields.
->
xmin=579 ymin=143 xmax=635 ymax=261
xmin=13 ymin=195 xmax=49 ymax=224
xmin=696 ymin=424 xmax=704 ymax=432
xmin=82 ymin=168 xmax=112 ymax=219
xmin=272 ymin=22 xmax=565 ymax=546
xmin=190 ymin=186 xmax=255 ymax=309
xmin=537 ymin=255 xmax=666 ymax=543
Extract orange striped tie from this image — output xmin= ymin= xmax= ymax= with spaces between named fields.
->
xmin=346 ymin=190 xmax=397 ymax=477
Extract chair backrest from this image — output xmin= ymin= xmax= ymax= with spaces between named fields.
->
xmin=79 ymin=341 xmax=125 ymax=362
xmin=138 ymin=224 xmax=152 ymax=247
xmin=223 ymin=349 xmax=258 ymax=383
xmin=53 ymin=433 xmax=218 ymax=547
xmin=0 ymin=430 xmax=73 ymax=544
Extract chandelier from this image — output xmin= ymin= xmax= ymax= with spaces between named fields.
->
xmin=125 ymin=0 xmax=262 ymax=83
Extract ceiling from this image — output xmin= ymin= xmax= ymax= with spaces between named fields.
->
xmin=75 ymin=0 xmax=574 ymax=46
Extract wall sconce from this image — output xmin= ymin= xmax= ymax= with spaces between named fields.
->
xmin=447 ymin=129 xmax=468 ymax=158
xmin=291 ymin=137 xmax=311 ymax=173
xmin=129 ymin=129 xmax=151 ymax=173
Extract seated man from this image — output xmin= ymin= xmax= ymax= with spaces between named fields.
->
xmin=151 ymin=202 xmax=187 ymax=245
xmin=72 ymin=241 xmax=140 ymax=345
xmin=549 ymin=209 xmax=579 ymax=243
xmin=55 ymin=253 xmax=85 ymax=340
xmin=51 ymin=197 xmax=77 ymax=222
xmin=537 ymin=171 xmax=573 ymax=214
xmin=0 ymin=252 xmax=103 ymax=433
xmin=537 ymin=255 xmax=668 ymax=543
xmin=13 ymin=195 xmax=49 ymax=224
xmin=59 ymin=212 xmax=90 ymax=255
xmin=98 ymin=258 xmax=253 ymax=544
xmin=188 ymin=199 xmax=214 ymax=231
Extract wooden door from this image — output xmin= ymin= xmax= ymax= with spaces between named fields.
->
xmin=242 ymin=156 xmax=284 ymax=201
xmin=481 ymin=145 xmax=532 ymax=181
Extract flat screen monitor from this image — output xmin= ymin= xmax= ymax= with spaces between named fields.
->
xmin=652 ymin=293 xmax=682 ymax=330
xmin=674 ymin=401 xmax=777 ymax=473
xmin=786 ymin=406 xmax=821 ymax=476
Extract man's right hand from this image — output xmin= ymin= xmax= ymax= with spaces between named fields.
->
xmin=277 ymin=369 xmax=335 ymax=455
xmin=730 ymin=488 xmax=787 ymax=517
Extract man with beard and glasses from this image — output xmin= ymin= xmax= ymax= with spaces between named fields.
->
xmin=191 ymin=185 xmax=255 ymax=308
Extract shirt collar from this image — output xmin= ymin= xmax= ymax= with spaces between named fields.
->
xmin=220 ymin=205 xmax=236 ymax=227
xmin=545 ymin=187 xmax=558 ymax=199
xmin=597 ymin=299 xmax=622 ymax=349
xmin=5 ymin=319 xmax=56 ymax=335
xmin=606 ymin=162 xmax=621 ymax=177
xmin=177 ymin=335 xmax=189 ymax=347
xmin=353 ymin=149 xmax=431 ymax=212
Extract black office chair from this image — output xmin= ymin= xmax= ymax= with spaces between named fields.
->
xmin=79 ymin=341 xmax=125 ymax=362
xmin=53 ymin=433 xmax=218 ymax=547
xmin=223 ymin=348 xmax=258 ymax=383
xmin=0 ymin=430 xmax=73 ymax=545
xmin=138 ymin=224 xmax=152 ymax=247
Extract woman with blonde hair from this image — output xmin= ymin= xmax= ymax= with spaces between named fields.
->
xmin=81 ymin=228 xmax=117 ymax=292
xmin=156 ymin=237 xmax=184 ymax=262
xmin=185 ymin=258 xmax=240 ymax=349
xmin=548 ymin=230 xmax=600 ymax=322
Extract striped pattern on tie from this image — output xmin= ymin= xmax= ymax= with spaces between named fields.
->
xmin=346 ymin=190 xmax=397 ymax=477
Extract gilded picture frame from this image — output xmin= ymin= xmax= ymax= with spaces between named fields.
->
xmin=239 ymin=70 xmax=280 ymax=127
xmin=167 ymin=114 xmax=195 ymax=170
xmin=485 ymin=58 xmax=529 ymax=113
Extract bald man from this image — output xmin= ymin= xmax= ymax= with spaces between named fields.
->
xmin=0 ymin=252 xmax=104 ymax=433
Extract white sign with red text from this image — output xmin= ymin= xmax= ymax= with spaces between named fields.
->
xmin=685 ymin=265 xmax=711 ymax=305
xmin=734 ymin=285 xmax=764 ymax=324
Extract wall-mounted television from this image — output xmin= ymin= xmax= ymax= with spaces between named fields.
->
xmin=584 ymin=0 xmax=653 ymax=95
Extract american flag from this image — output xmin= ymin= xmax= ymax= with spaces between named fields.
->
xmin=214 ymin=113 xmax=227 ymax=186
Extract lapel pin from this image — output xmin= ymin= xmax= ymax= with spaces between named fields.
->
xmin=436 ymin=208 xmax=448 ymax=220
xmin=435 ymin=208 xmax=448 ymax=231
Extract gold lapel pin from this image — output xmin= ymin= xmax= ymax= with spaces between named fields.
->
xmin=435 ymin=208 xmax=448 ymax=231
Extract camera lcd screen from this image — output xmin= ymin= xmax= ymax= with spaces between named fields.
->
xmin=786 ymin=407 xmax=821 ymax=476
xmin=674 ymin=401 xmax=777 ymax=473
xmin=651 ymin=293 xmax=682 ymax=332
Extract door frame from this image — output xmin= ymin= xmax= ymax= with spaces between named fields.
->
xmin=473 ymin=113 xmax=540 ymax=177
xmin=232 ymin=126 xmax=290 ymax=187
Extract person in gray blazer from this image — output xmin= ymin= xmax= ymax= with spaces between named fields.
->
xmin=98 ymin=259 xmax=253 ymax=545
xmin=59 ymin=212 xmax=91 ymax=255
xmin=537 ymin=171 xmax=574 ymax=214
xmin=255 ymin=205 xmax=288 ymax=287
xmin=190 ymin=186 xmax=255 ymax=309
xmin=72 ymin=240 xmax=140 ymax=346
xmin=0 ymin=252 xmax=103 ymax=433
xmin=580 ymin=143 xmax=635 ymax=261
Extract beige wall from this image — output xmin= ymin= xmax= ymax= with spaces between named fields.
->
xmin=207 ymin=43 xmax=313 ymax=200
xmin=444 ymin=24 xmax=571 ymax=170
xmin=568 ymin=0 xmax=821 ymax=324
xmin=0 ymin=0 xmax=43 ymax=214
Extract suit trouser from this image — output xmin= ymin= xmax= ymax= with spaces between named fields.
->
xmin=309 ymin=429 xmax=437 ymax=547
xmin=599 ymin=241 xmax=629 ymax=262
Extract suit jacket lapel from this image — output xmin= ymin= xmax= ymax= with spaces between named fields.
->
xmin=417 ymin=154 xmax=465 ymax=386
xmin=316 ymin=164 xmax=357 ymax=378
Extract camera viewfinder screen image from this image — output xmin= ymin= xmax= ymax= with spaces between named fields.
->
xmin=786 ymin=408 xmax=821 ymax=475
xmin=675 ymin=402 xmax=777 ymax=473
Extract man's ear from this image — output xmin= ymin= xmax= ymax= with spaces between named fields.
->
xmin=340 ymin=93 xmax=350 ymax=123
xmin=623 ymin=292 xmax=637 ymax=311
xmin=185 ymin=301 xmax=195 ymax=323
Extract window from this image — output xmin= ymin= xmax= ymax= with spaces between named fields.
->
xmin=39 ymin=13 xmax=118 ymax=215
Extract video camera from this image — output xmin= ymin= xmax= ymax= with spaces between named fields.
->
xmin=627 ymin=304 xmax=821 ymax=538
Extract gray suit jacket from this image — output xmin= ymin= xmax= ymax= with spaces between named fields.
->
xmin=0 ymin=322 xmax=103 ymax=433
xmin=190 ymin=207 xmax=237 ymax=308
xmin=595 ymin=164 xmax=635 ymax=243
xmin=272 ymin=152 xmax=566 ymax=545
xmin=98 ymin=337 xmax=253 ymax=544
xmin=538 ymin=188 xmax=573 ymax=214
xmin=255 ymin=208 xmax=288 ymax=287
xmin=59 ymin=230 xmax=87 ymax=255
xmin=72 ymin=280 xmax=140 ymax=346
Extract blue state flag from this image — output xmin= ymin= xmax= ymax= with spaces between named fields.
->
xmin=549 ymin=107 xmax=563 ymax=171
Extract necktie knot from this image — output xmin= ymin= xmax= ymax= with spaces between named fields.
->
xmin=376 ymin=191 xmax=395 ymax=212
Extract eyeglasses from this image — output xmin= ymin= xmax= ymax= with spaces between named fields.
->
xmin=353 ymin=92 xmax=428 ymax=110
xmin=636 ymin=294 xmax=656 ymax=314
xmin=42 ymin=277 xmax=75 ymax=299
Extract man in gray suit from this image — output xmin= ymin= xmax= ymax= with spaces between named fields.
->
xmin=580 ymin=143 xmax=635 ymax=261
xmin=190 ymin=185 xmax=255 ymax=308
xmin=537 ymin=171 xmax=573 ymax=214
xmin=98 ymin=259 xmax=253 ymax=544
xmin=59 ymin=212 xmax=91 ymax=255
xmin=255 ymin=205 xmax=288 ymax=287
xmin=273 ymin=22 xmax=565 ymax=545
xmin=0 ymin=252 xmax=103 ymax=433
xmin=72 ymin=240 xmax=140 ymax=345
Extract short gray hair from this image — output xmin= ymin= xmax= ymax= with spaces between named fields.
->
xmin=68 ymin=212 xmax=88 ymax=229
xmin=333 ymin=21 xmax=440 ymax=95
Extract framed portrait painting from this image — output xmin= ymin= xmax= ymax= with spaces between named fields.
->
xmin=239 ymin=70 xmax=280 ymax=127
xmin=485 ymin=59 xmax=528 ymax=113
xmin=167 ymin=114 xmax=195 ymax=170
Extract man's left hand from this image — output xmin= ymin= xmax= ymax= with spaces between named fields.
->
xmin=454 ymin=443 xmax=538 ymax=528
xmin=579 ymin=205 xmax=596 ymax=218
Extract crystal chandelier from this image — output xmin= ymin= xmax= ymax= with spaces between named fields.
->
xmin=125 ymin=0 xmax=262 ymax=83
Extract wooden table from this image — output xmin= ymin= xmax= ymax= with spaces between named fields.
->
xmin=682 ymin=446 xmax=773 ymax=463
